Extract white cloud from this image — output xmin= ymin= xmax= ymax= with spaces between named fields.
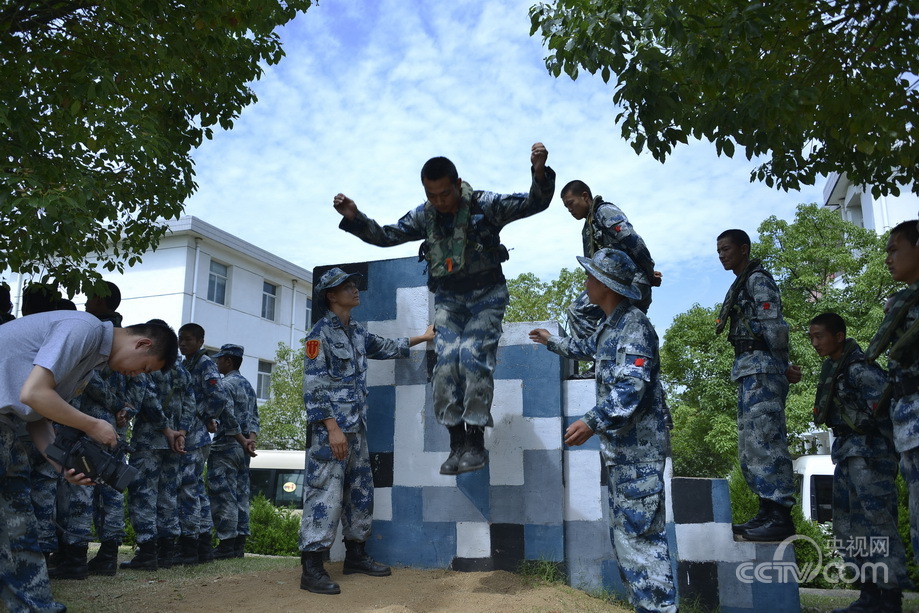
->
xmin=185 ymin=0 xmax=826 ymax=333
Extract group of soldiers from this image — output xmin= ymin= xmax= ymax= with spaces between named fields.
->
xmin=325 ymin=141 xmax=919 ymax=613
xmin=1 ymin=281 xmax=261 ymax=588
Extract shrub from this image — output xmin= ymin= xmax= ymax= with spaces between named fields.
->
xmin=247 ymin=494 xmax=300 ymax=556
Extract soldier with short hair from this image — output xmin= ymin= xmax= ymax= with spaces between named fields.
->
xmin=332 ymin=143 xmax=554 ymax=475
xmin=715 ymin=229 xmax=797 ymax=542
xmin=809 ymin=312 xmax=908 ymax=613
xmin=298 ymin=267 xmax=433 ymax=595
xmin=529 ymin=248 xmax=676 ymax=613
xmin=209 ymin=343 xmax=258 ymax=559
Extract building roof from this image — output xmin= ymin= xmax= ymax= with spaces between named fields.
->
xmin=166 ymin=216 xmax=312 ymax=283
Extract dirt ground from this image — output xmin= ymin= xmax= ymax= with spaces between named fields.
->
xmin=51 ymin=553 xmax=630 ymax=613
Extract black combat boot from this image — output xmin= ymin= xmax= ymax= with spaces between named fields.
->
xmin=830 ymin=581 xmax=880 ymax=613
xmin=197 ymin=531 xmax=214 ymax=563
xmin=87 ymin=540 xmax=119 ymax=576
xmin=233 ymin=535 xmax=247 ymax=558
xmin=213 ymin=536 xmax=236 ymax=560
xmin=157 ymin=536 xmax=176 ymax=569
xmin=741 ymin=500 xmax=795 ymax=542
xmin=177 ymin=535 xmax=199 ymax=566
xmin=456 ymin=425 xmax=488 ymax=474
xmin=299 ymin=551 xmax=341 ymax=594
xmin=732 ymin=498 xmax=769 ymax=536
xmin=876 ymin=587 xmax=903 ymax=613
xmin=439 ymin=424 xmax=466 ymax=475
xmin=48 ymin=542 xmax=88 ymax=580
xmin=120 ymin=538 xmax=158 ymax=571
xmin=343 ymin=540 xmax=391 ymax=576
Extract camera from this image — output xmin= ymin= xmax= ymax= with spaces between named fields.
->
xmin=46 ymin=426 xmax=137 ymax=492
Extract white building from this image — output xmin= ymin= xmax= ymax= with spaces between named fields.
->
xmin=7 ymin=216 xmax=314 ymax=401
xmin=822 ymin=172 xmax=919 ymax=231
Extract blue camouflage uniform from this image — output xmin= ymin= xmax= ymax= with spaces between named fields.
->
xmin=58 ymin=368 xmax=128 ymax=547
xmin=816 ymin=341 xmax=909 ymax=589
xmin=720 ymin=263 xmax=796 ymax=508
xmin=546 ymin=299 xmax=676 ymax=613
xmin=299 ymin=309 xmax=410 ymax=552
xmin=181 ymin=349 xmax=234 ymax=539
xmin=208 ymin=367 xmax=256 ymax=542
xmin=568 ymin=196 xmax=656 ymax=339
xmin=339 ymin=169 xmax=554 ymax=427
xmin=125 ymin=367 xmax=187 ymax=545
xmin=235 ymin=374 xmax=259 ymax=539
xmin=871 ymin=285 xmax=919 ymax=564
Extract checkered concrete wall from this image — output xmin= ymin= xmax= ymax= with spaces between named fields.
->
xmin=319 ymin=256 xmax=800 ymax=611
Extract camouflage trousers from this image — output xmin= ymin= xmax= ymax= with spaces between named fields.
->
xmin=833 ymin=452 xmax=910 ymax=589
xmin=432 ymin=284 xmax=509 ymax=427
xmin=736 ymin=372 xmax=795 ymax=506
xmin=207 ymin=444 xmax=245 ymax=540
xmin=299 ymin=425 xmax=374 ymax=551
xmin=238 ymin=454 xmax=252 ymax=536
xmin=0 ymin=418 xmax=65 ymax=613
xmin=128 ymin=448 xmax=182 ymax=543
xmin=606 ymin=461 xmax=677 ymax=613
xmin=178 ymin=445 xmax=211 ymax=536
xmin=28 ymin=442 xmax=59 ymax=553
xmin=899 ymin=447 xmax=919 ymax=568
xmin=57 ymin=478 xmax=124 ymax=545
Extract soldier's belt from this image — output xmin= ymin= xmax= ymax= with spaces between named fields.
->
xmin=732 ymin=339 xmax=769 ymax=355
xmin=433 ymin=268 xmax=505 ymax=294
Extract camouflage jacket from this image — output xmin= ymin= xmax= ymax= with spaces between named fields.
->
xmin=183 ymin=349 xmax=235 ymax=450
xmin=547 ymin=301 xmax=671 ymax=465
xmin=303 ymin=311 xmax=409 ymax=433
xmin=213 ymin=369 xmax=258 ymax=450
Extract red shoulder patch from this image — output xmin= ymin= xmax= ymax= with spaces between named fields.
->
xmin=762 ymin=302 xmax=771 ymax=310
xmin=305 ymin=339 xmax=320 ymax=360
xmin=634 ymin=357 xmax=645 ymax=367
xmin=207 ymin=378 xmax=218 ymax=387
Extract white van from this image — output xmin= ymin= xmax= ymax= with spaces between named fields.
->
xmin=249 ymin=449 xmax=306 ymax=509
xmin=793 ymin=454 xmax=835 ymax=523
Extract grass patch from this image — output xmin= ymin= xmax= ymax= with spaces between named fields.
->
xmin=516 ymin=558 xmax=566 ymax=586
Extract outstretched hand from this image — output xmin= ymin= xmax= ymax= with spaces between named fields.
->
xmin=528 ymin=328 xmax=550 ymax=345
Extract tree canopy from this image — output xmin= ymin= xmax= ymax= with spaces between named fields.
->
xmin=661 ymin=203 xmax=899 ymax=477
xmin=505 ymin=267 xmax=585 ymax=324
xmin=0 ymin=1 xmax=311 ymax=295
xmin=530 ymin=0 xmax=919 ymax=197
xmin=257 ymin=341 xmax=308 ymax=450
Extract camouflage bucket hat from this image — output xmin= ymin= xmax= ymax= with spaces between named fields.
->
xmin=315 ymin=267 xmax=362 ymax=296
xmin=576 ymin=248 xmax=642 ymax=301
xmin=213 ymin=344 xmax=244 ymax=359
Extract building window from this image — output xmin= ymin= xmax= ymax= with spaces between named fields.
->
xmin=257 ymin=360 xmax=273 ymax=401
xmin=207 ymin=260 xmax=228 ymax=305
xmin=261 ymin=281 xmax=277 ymax=321
xmin=305 ymin=298 xmax=312 ymax=328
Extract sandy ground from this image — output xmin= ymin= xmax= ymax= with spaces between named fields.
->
xmin=51 ymin=555 xmax=630 ymax=613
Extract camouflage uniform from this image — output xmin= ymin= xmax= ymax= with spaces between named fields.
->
xmin=58 ymin=368 xmax=127 ymax=546
xmin=0 ymin=417 xmax=65 ymax=612
xmin=546 ymin=300 xmax=676 ymax=613
xmin=235 ymin=375 xmax=259 ymax=538
xmin=181 ymin=349 xmax=233 ymax=538
xmin=125 ymin=368 xmax=186 ymax=544
xmin=722 ymin=265 xmax=795 ymax=507
xmin=873 ymin=290 xmax=919 ymax=564
xmin=208 ymin=368 xmax=255 ymax=541
xmin=299 ymin=310 xmax=410 ymax=552
xmin=339 ymin=169 xmax=555 ymax=427
xmin=19 ymin=424 xmax=58 ymax=555
xmin=819 ymin=343 xmax=909 ymax=588
xmin=568 ymin=197 xmax=656 ymax=340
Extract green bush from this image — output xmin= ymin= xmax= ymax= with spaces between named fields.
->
xmin=247 ymin=494 xmax=300 ymax=556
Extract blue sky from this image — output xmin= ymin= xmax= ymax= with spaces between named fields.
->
xmin=184 ymin=0 xmax=827 ymax=335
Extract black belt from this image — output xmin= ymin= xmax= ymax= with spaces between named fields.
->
xmin=732 ymin=339 xmax=769 ymax=356
xmin=831 ymin=425 xmax=855 ymax=437
xmin=432 ymin=268 xmax=505 ymax=294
